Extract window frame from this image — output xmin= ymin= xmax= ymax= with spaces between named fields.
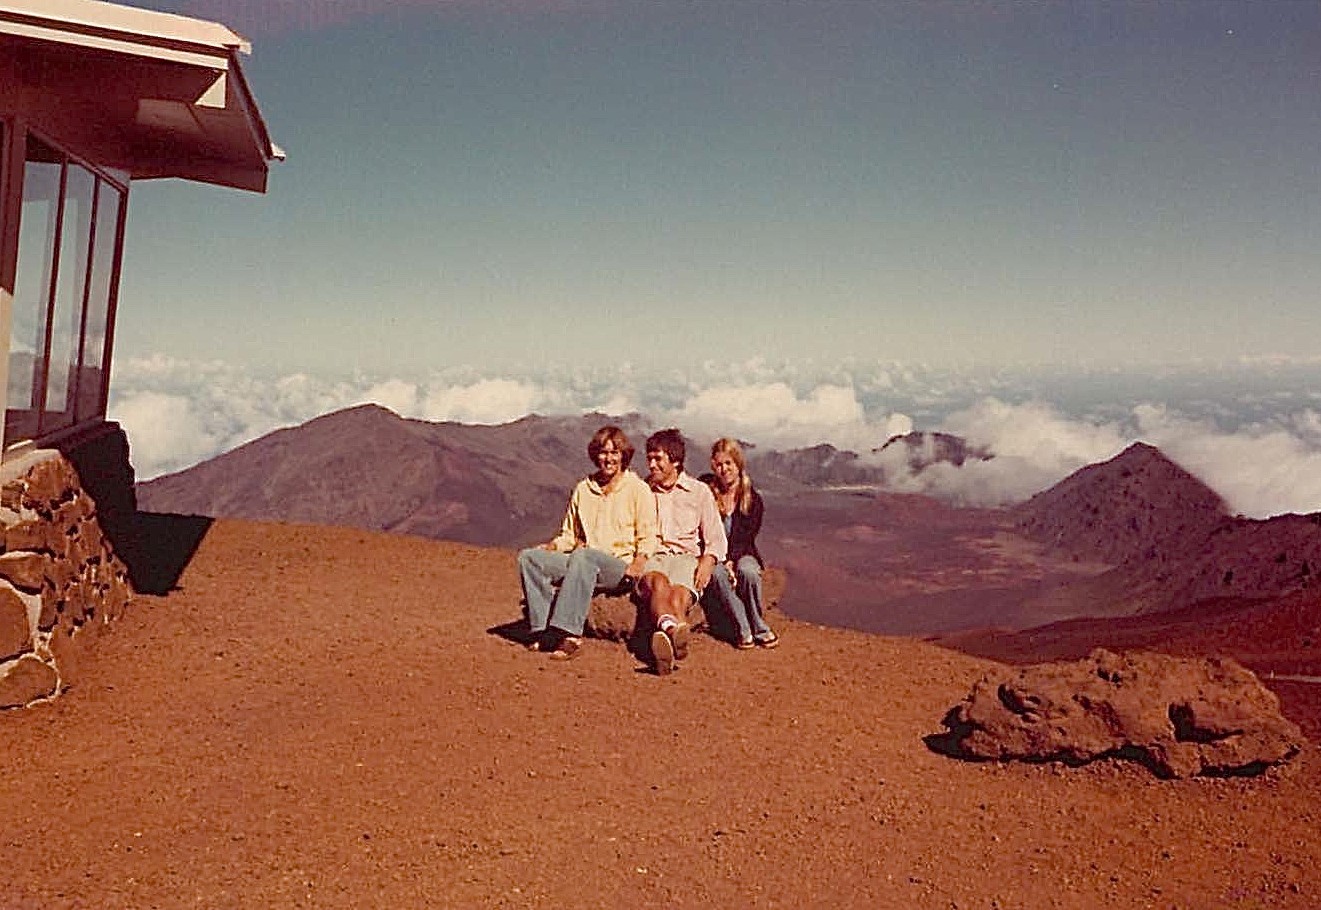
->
xmin=2 ymin=123 xmax=129 ymax=453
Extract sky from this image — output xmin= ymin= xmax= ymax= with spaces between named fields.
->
xmin=102 ymin=1 xmax=1321 ymax=515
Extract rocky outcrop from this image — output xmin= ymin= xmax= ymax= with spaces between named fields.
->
xmin=875 ymin=431 xmax=992 ymax=472
xmin=938 ymin=648 xmax=1304 ymax=778
xmin=747 ymin=443 xmax=885 ymax=490
xmin=0 ymin=450 xmax=133 ymax=708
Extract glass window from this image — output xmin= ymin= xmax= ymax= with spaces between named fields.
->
xmin=5 ymin=132 xmax=129 ymax=448
xmin=75 ymin=179 xmax=123 ymax=422
xmin=6 ymin=135 xmax=61 ymax=442
xmin=43 ymin=162 xmax=94 ymax=433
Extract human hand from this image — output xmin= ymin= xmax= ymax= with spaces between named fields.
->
xmin=624 ymin=555 xmax=647 ymax=579
xmin=694 ymin=557 xmax=715 ymax=593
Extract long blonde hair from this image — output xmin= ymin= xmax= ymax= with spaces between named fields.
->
xmin=710 ymin=438 xmax=754 ymax=516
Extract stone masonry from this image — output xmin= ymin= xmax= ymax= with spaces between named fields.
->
xmin=0 ymin=450 xmax=132 ymax=708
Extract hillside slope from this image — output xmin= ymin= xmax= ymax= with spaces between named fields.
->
xmin=137 ymin=407 xmax=652 ymax=547
xmin=1 ymin=519 xmax=1317 ymax=908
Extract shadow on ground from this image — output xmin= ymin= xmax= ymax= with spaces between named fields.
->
xmin=111 ymin=512 xmax=214 ymax=595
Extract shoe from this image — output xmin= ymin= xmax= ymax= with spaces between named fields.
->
xmin=549 ymin=636 xmax=583 ymax=661
xmin=651 ymin=630 xmax=675 ymax=676
xmin=525 ymin=632 xmax=545 ymax=652
xmin=670 ymin=621 xmax=691 ymax=660
xmin=755 ymin=631 xmax=780 ymax=649
xmin=736 ymin=637 xmax=755 ymax=650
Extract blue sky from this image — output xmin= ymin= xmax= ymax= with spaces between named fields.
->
xmin=119 ymin=0 xmax=1321 ymax=373
xmin=104 ymin=1 xmax=1321 ymax=515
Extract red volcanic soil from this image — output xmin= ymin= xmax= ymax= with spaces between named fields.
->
xmin=764 ymin=491 xmax=1121 ymax=635
xmin=2 ymin=519 xmax=1319 ymax=908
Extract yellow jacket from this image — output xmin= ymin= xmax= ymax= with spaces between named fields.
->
xmin=550 ymin=469 xmax=659 ymax=561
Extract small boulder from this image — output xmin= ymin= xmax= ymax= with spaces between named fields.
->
xmin=938 ymin=648 xmax=1304 ymax=778
xmin=0 ymin=654 xmax=59 ymax=708
xmin=584 ymin=592 xmax=706 ymax=643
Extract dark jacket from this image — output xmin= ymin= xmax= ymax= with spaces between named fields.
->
xmin=727 ymin=488 xmax=764 ymax=567
xmin=701 ymin=473 xmax=764 ymax=567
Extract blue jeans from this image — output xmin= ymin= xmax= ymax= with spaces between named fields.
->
xmin=518 ymin=547 xmax=628 ymax=637
xmin=707 ymin=556 xmax=772 ymax=642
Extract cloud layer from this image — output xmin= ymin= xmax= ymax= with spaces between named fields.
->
xmin=109 ymin=356 xmax=1321 ymax=519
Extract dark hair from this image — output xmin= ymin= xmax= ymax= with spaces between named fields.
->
xmin=645 ymin=428 xmax=685 ymax=470
xmin=588 ymin=425 xmax=634 ymax=468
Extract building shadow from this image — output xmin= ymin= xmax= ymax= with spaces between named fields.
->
xmin=114 ymin=511 xmax=214 ymax=596
xmin=54 ymin=424 xmax=212 ymax=595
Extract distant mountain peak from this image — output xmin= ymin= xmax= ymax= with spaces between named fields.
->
xmin=1014 ymin=442 xmax=1228 ymax=565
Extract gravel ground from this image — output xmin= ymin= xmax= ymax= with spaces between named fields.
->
xmin=1 ymin=518 xmax=1317 ymax=909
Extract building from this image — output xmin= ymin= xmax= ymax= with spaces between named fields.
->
xmin=1 ymin=0 xmax=280 ymax=456
xmin=0 ymin=0 xmax=279 ymax=707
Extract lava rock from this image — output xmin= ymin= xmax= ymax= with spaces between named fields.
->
xmin=939 ymin=648 xmax=1304 ymax=778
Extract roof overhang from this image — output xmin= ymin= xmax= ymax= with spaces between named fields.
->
xmin=0 ymin=0 xmax=281 ymax=192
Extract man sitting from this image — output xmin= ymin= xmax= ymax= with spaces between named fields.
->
xmin=636 ymin=428 xmax=728 ymax=675
xmin=517 ymin=425 xmax=658 ymax=660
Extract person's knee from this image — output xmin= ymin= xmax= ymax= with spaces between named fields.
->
xmin=737 ymin=557 xmax=761 ymax=584
xmin=638 ymin=571 xmax=666 ymax=601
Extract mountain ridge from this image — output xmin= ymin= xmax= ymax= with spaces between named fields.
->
xmin=137 ymin=406 xmax=1321 ymax=635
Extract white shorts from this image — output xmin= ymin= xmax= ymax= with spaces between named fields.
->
xmin=642 ymin=553 xmax=700 ymax=596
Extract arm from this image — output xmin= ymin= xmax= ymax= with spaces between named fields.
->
xmin=546 ymin=485 xmax=582 ymax=552
xmin=694 ymin=484 xmax=727 ymax=591
xmin=745 ymin=489 xmax=764 ymax=541
xmin=729 ymin=489 xmax=764 ymax=565
xmin=625 ymin=481 xmax=660 ymax=578
xmin=694 ymin=553 xmax=717 ymax=592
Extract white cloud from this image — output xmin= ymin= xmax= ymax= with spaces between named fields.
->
xmin=872 ymin=398 xmax=1129 ymax=507
xmin=106 ymin=355 xmax=1321 ymax=519
xmin=1134 ymin=405 xmax=1321 ymax=518
xmin=941 ymin=398 xmax=1127 ymax=465
xmin=669 ymin=382 xmax=885 ymax=451
xmin=595 ymin=392 xmax=639 ymax=417
xmin=421 ymin=378 xmax=541 ymax=424
xmin=356 ymin=378 xmax=418 ymax=416
xmin=113 ymin=391 xmax=221 ymax=479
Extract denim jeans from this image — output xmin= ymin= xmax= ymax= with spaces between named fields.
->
xmin=518 ymin=546 xmax=628 ymax=636
xmin=707 ymin=556 xmax=771 ymax=641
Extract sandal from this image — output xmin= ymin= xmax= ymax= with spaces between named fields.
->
xmin=549 ymin=636 xmax=583 ymax=661
xmin=755 ymin=632 xmax=780 ymax=649
xmin=736 ymin=637 xmax=755 ymax=650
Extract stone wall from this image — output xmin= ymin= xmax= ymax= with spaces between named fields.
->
xmin=0 ymin=448 xmax=133 ymax=708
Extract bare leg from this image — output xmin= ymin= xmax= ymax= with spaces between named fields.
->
xmin=637 ymin=571 xmax=670 ymax=627
xmin=637 ymin=572 xmax=692 ymax=673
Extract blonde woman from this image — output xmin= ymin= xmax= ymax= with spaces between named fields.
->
xmin=703 ymin=438 xmax=778 ymax=649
